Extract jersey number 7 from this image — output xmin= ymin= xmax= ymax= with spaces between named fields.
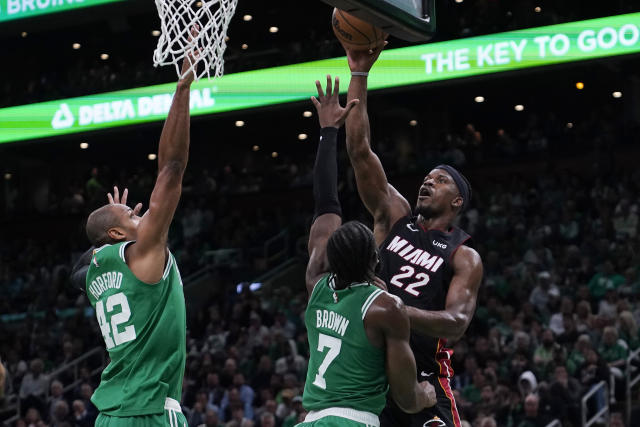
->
xmin=312 ymin=333 xmax=342 ymax=390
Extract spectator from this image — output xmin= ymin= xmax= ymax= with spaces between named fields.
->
xmin=71 ymin=399 xmax=93 ymax=427
xmin=19 ymin=359 xmax=48 ymax=416
xmin=190 ymin=389 xmax=220 ymax=426
xmin=548 ymin=365 xmax=581 ymax=426
xmin=259 ymin=412 xmax=276 ymax=427
xmin=529 ymin=271 xmax=559 ymax=317
xmin=589 ymin=260 xmax=625 ymax=299
xmin=599 ymin=326 xmax=628 ymax=370
xmin=532 ymin=329 xmax=559 ymax=379
xmin=518 ymin=371 xmax=538 ymax=398
xmin=516 ymin=394 xmax=549 ymax=427
xmin=548 ymin=297 xmax=574 ymax=335
xmin=575 ymin=300 xmax=595 ymax=334
xmin=50 ymin=399 xmax=70 ymax=426
xmin=47 ymin=380 xmax=65 ymax=421
xmin=200 ymin=408 xmax=223 ymax=427
xmin=618 ymin=310 xmax=640 ymax=350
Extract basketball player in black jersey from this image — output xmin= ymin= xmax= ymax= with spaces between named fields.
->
xmin=341 ymin=46 xmax=484 ymax=427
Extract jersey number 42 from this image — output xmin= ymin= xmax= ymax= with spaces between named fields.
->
xmin=96 ymin=292 xmax=137 ymax=350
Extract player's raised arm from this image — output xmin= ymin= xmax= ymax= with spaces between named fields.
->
xmin=366 ymin=293 xmax=436 ymax=412
xmin=406 ymin=246 xmax=483 ymax=341
xmin=126 ymin=55 xmax=196 ymax=283
xmin=305 ymin=75 xmax=359 ymax=294
xmin=344 ymin=46 xmax=411 ymax=243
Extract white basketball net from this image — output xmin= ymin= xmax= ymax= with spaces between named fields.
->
xmin=153 ymin=0 xmax=238 ymax=80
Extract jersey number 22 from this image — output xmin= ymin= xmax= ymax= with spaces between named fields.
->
xmin=96 ymin=292 xmax=137 ymax=349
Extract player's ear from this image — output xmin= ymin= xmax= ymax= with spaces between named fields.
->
xmin=452 ymin=195 xmax=463 ymax=209
xmin=107 ymin=227 xmax=126 ymax=241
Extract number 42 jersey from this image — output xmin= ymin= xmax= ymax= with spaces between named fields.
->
xmin=86 ymin=241 xmax=186 ymax=417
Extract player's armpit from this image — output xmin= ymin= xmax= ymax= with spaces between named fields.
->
xmin=306 ymin=213 xmax=342 ymax=295
xmin=406 ymin=246 xmax=483 ymax=341
xmin=366 ymin=293 xmax=435 ymax=412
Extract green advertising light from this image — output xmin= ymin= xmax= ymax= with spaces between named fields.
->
xmin=1 ymin=12 xmax=639 ymax=145
xmin=0 ymin=0 xmax=125 ymax=22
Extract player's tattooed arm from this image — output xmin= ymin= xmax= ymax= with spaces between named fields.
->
xmin=366 ymin=293 xmax=437 ymax=412
xmin=344 ymin=46 xmax=411 ymax=245
xmin=406 ymin=246 xmax=483 ymax=341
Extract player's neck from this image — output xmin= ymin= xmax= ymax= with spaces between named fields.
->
xmin=416 ymin=214 xmax=452 ymax=232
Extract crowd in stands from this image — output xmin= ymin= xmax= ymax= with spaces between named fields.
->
xmin=1 ymin=112 xmax=639 ymax=427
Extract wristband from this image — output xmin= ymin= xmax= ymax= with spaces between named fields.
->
xmin=351 ymin=71 xmax=369 ymax=77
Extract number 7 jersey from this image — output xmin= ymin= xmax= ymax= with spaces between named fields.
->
xmin=302 ymin=274 xmax=388 ymax=415
xmin=86 ymin=241 xmax=186 ymax=417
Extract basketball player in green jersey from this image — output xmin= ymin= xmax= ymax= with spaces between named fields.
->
xmin=82 ymin=54 xmax=197 ymax=427
xmin=297 ymin=75 xmax=436 ymax=427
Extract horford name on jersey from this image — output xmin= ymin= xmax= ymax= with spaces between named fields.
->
xmin=88 ymin=271 xmax=124 ymax=300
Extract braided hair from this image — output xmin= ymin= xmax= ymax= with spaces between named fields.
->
xmin=326 ymin=221 xmax=378 ymax=289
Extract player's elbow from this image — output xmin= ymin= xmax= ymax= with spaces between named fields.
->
xmin=345 ymin=138 xmax=372 ymax=161
xmin=447 ymin=313 xmax=470 ymax=341
xmin=391 ymin=391 xmax=421 ymax=414
xmin=159 ymin=160 xmax=186 ymax=181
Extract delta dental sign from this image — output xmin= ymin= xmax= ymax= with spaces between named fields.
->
xmin=0 ymin=0 xmax=123 ymax=22
xmin=1 ymin=12 xmax=639 ymax=144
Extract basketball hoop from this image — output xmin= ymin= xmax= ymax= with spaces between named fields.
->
xmin=153 ymin=0 xmax=238 ymax=80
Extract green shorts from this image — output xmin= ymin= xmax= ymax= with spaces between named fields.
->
xmin=296 ymin=408 xmax=379 ymax=427
xmin=95 ymin=399 xmax=188 ymax=427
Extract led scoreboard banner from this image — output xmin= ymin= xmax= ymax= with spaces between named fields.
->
xmin=0 ymin=0 xmax=125 ymax=22
xmin=1 ymin=12 xmax=639 ymax=144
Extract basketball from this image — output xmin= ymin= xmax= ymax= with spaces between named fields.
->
xmin=332 ymin=8 xmax=388 ymax=51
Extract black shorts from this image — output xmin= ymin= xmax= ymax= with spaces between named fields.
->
xmin=379 ymin=376 xmax=461 ymax=427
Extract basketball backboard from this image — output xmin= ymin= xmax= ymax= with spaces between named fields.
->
xmin=321 ymin=0 xmax=435 ymax=42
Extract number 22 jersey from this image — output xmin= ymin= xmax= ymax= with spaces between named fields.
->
xmin=378 ymin=216 xmax=471 ymax=378
xmin=86 ymin=241 xmax=186 ymax=416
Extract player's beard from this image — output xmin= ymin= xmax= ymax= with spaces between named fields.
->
xmin=415 ymin=200 xmax=438 ymax=218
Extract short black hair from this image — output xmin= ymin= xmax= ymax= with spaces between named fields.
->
xmin=326 ymin=221 xmax=377 ymax=288
xmin=85 ymin=205 xmax=122 ymax=246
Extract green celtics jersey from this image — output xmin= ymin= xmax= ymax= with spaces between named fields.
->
xmin=86 ymin=241 xmax=186 ymax=417
xmin=302 ymin=274 xmax=388 ymax=415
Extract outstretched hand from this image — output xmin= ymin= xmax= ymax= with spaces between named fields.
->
xmin=345 ymin=42 xmax=388 ymax=73
xmin=311 ymin=75 xmax=359 ymax=129
xmin=180 ymin=25 xmax=201 ymax=85
xmin=107 ymin=186 xmax=143 ymax=216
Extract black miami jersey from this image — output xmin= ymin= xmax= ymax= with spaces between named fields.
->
xmin=378 ymin=216 xmax=471 ymax=378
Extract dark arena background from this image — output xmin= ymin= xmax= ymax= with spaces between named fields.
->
xmin=1 ymin=0 xmax=640 ymax=426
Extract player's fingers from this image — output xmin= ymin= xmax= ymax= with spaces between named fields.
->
xmin=133 ymin=203 xmax=143 ymax=216
xmin=113 ymin=186 xmax=120 ymax=203
xmin=121 ymin=188 xmax=128 ymax=205
xmin=334 ymin=76 xmax=340 ymax=97
xmin=326 ymin=74 xmax=332 ymax=97
xmin=315 ymin=80 xmax=324 ymax=98
xmin=343 ymin=99 xmax=359 ymax=118
xmin=107 ymin=193 xmax=114 ymax=204
xmin=311 ymin=96 xmax=321 ymax=110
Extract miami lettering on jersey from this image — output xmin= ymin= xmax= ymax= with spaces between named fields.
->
xmin=385 ymin=235 xmax=445 ymax=272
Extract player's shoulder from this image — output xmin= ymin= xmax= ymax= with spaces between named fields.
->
xmin=453 ymin=244 xmax=481 ymax=263
xmin=366 ymin=290 xmax=406 ymax=322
